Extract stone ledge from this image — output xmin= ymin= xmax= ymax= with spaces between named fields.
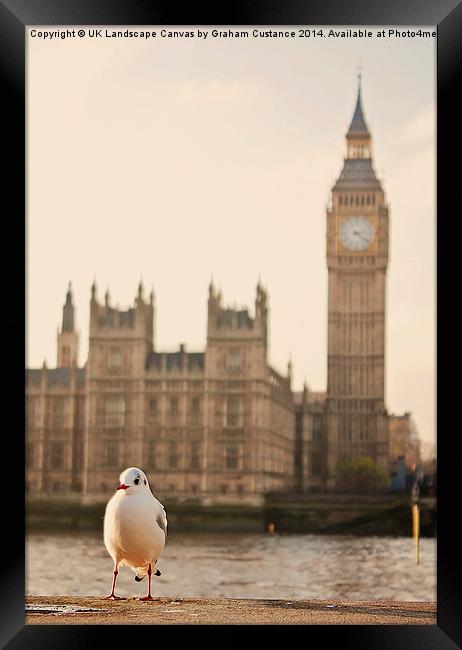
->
xmin=25 ymin=596 xmax=436 ymax=625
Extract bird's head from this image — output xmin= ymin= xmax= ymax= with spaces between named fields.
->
xmin=116 ymin=467 xmax=150 ymax=495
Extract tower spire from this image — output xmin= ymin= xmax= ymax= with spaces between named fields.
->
xmin=58 ymin=283 xmax=79 ymax=367
xmin=91 ymin=278 xmax=97 ymax=302
xmin=347 ymin=68 xmax=370 ymax=138
xmin=62 ymin=282 xmax=74 ymax=332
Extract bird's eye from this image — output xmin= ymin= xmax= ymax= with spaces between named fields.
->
xmin=134 ymin=478 xmax=140 ymax=485
xmin=144 ymin=479 xmax=146 ymax=485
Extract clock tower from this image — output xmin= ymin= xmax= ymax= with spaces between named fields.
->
xmin=325 ymin=75 xmax=390 ymax=488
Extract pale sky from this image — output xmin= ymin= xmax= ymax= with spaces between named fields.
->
xmin=27 ymin=26 xmax=435 ymax=445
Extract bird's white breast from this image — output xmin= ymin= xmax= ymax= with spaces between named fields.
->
xmin=104 ymin=492 xmax=165 ymax=568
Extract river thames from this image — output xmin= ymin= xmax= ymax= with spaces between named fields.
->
xmin=26 ymin=531 xmax=436 ymax=601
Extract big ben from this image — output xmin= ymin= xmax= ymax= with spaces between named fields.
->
xmin=325 ymin=74 xmax=390 ymax=488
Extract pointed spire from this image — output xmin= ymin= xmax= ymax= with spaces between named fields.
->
xmin=347 ymin=70 xmax=370 ymax=137
xmin=138 ymin=277 xmax=144 ymax=300
xmin=287 ymin=356 xmax=293 ymax=388
xmin=209 ymin=275 xmax=215 ymax=298
xmin=91 ymin=278 xmax=97 ymax=301
xmin=62 ymin=283 xmax=75 ymax=332
xmin=149 ymin=286 xmax=155 ymax=306
xmin=105 ymin=287 xmax=110 ymax=307
xmin=65 ymin=282 xmax=73 ymax=305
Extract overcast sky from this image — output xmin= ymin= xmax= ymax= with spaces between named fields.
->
xmin=27 ymin=26 xmax=435 ymax=444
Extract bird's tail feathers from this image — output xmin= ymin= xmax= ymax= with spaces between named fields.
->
xmin=133 ymin=565 xmax=161 ymax=582
xmin=133 ymin=565 xmax=148 ymax=581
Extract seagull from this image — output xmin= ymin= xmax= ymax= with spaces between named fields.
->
xmin=103 ymin=467 xmax=167 ymax=601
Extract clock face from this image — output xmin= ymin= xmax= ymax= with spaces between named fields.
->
xmin=339 ymin=216 xmax=375 ymax=252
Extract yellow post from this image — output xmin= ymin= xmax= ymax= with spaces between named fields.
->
xmin=412 ymin=504 xmax=420 ymax=565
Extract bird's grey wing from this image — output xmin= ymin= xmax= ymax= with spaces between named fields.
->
xmin=155 ymin=502 xmax=168 ymax=539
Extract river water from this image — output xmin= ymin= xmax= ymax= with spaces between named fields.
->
xmin=26 ymin=531 xmax=436 ymax=601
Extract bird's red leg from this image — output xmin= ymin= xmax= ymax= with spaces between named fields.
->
xmin=104 ymin=564 xmax=126 ymax=600
xmin=140 ymin=563 xmax=155 ymax=601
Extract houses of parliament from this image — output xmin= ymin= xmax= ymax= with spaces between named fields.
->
xmin=25 ymin=78 xmax=420 ymax=503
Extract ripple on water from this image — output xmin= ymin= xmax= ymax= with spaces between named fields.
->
xmin=26 ymin=531 xmax=436 ymax=601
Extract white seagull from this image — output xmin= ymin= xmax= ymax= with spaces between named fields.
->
xmin=103 ymin=467 xmax=167 ymax=601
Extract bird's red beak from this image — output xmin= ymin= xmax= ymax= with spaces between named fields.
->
xmin=116 ymin=483 xmax=129 ymax=491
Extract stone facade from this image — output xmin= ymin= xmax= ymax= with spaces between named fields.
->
xmin=26 ymin=281 xmax=296 ymax=504
xmin=389 ymin=413 xmax=421 ymax=472
xmin=293 ymin=389 xmax=327 ymax=493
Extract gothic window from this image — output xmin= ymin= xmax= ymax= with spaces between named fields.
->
xmin=220 ymin=484 xmax=228 ymax=494
xmin=311 ymin=452 xmax=322 ymax=478
xmin=62 ymin=345 xmax=70 ymax=365
xmin=366 ymin=195 xmax=370 ymax=205
xmin=103 ymin=441 xmax=119 ymax=468
xmin=109 ymin=350 xmax=123 ymax=371
xmin=191 ymin=397 xmax=201 ymax=425
xmin=105 ymin=396 xmax=125 ymax=426
xmin=225 ymin=396 xmax=243 ymax=428
xmin=147 ymin=440 xmax=156 ymax=468
xmin=190 ymin=440 xmax=200 ymax=469
xmin=51 ymin=398 xmax=65 ymax=428
xmin=225 ymin=442 xmax=242 ymax=470
xmin=50 ymin=441 xmax=64 ymax=469
xmin=313 ymin=415 xmax=322 ymax=441
xmin=226 ymin=349 xmax=242 ymax=371
xmin=360 ymin=417 xmax=370 ymax=441
xmin=52 ymin=481 xmax=65 ymax=493
xmin=149 ymin=398 xmax=158 ymax=416
xmin=168 ymin=442 xmax=179 ymax=469
xmin=170 ymin=397 xmax=179 ymax=418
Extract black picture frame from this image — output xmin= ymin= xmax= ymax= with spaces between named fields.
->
xmin=2 ymin=0 xmax=459 ymax=647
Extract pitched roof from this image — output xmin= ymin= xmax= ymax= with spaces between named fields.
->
xmin=346 ymin=81 xmax=370 ymax=137
xmin=26 ymin=367 xmax=86 ymax=387
xmin=98 ymin=307 xmax=135 ymax=328
xmin=146 ymin=350 xmax=205 ymax=372
xmin=217 ymin=308 xmax=253 ymax=329
xmin=333 ymin=158 xmax=381 ymax=191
